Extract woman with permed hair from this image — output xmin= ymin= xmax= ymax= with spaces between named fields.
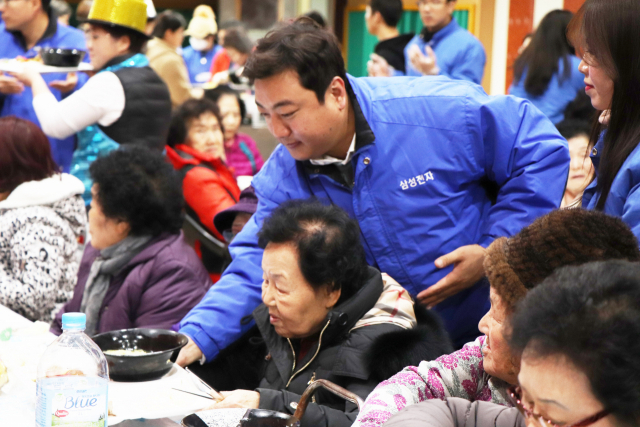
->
xmin=353 ymin=208 xmax=640 ymax=427
xmin=383 ymin=260 xmax=640 ymax=426
xmin=50 ymin=147 xmax=212 ymax=336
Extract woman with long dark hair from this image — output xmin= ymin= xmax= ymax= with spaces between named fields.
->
xmin=509 ymin=10 xmax=584 ymax=124
xmin=569 ymin=0 xmax=640 ymax=241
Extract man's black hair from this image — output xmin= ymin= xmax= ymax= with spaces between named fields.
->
xmin=243 ymin=17 xmax=348 ymax=104
xmin=151 ymin=10 xmax=186 ymax=39
xmin=89 ymin=146 xmax=184 ymax=236
xmin=258 ymin=199 xmax=369 ymax=305
xmin=50 ymin=0 xmax=71 ymax=18
xmin=41 ymin=0 xmax=51 ymax=13
xmin=369 ymin=0 xmax=404 ymax=28
xmin=555 ymin=119 xmax=591 ymax=141
xmin=167 ymin=99 xmax=224 ymax=147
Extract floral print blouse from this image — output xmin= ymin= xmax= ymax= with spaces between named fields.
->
xmin=352 ymin=335 xmax=512 ymax=427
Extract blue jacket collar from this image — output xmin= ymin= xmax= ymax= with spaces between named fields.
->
xmin=431 ymin=18 xmax=460 ymax=44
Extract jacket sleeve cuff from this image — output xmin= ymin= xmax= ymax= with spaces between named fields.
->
xmin=179 ymin=324 xmax=221 ymax=362
xmin=478 ymin=235 xmax=496 ymax=249
xmin=256 ymin=388 xmax=289 ymax=413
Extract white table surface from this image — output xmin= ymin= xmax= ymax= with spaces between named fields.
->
xmin=0 ymin=305 xmax=211 ymax=426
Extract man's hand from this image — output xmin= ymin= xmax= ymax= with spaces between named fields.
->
xmin=0 ymin=73 xmax=25 ymax=94
xmin=204 ymin=390 xmax=260 ymax=410
xmin=408 ymin=44 xmax=439 ymax=76
xmin=367 ymin=53 xmax=393 ymax=77
xmin=417 ymin=244 xmax=486 ymax=308
xmin=176 ymin=337 xmax=203 ymax=367
xmin=49 ymin=72 xmax=78 ymax=93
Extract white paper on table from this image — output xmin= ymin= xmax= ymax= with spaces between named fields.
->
xmin=107 ymin=364 xmax=212 ymax=426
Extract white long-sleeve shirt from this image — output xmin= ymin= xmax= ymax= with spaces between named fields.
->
xmin=32 ymin=71 xmax=126 ymax=139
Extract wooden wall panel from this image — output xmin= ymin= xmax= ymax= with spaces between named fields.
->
xmin=564 ymin=0 xmax=586 ymax=13
xmin=505 ymin=0 xmax=534 ymax=91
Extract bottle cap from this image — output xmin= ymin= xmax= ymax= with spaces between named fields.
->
xmin=62 ymin=313 xmax=86 ymax=330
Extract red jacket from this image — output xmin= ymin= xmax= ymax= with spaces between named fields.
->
xmin=166 ymin=144 xmax=241 ymax=241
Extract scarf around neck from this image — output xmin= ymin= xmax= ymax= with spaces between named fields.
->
xmin=80 ymin=235 xmax=152 ymax=336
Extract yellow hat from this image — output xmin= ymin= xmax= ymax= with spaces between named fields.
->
xmin=87 ymin=0 xmax=148 ymax=36
xmin=184 ymin=5 xmax=217 ymax=39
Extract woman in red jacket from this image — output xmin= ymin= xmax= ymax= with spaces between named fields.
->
xmin=165 ymin=99 xmax=241 ymax=282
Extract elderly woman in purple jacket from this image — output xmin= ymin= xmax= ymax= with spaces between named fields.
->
xmin=51 ymin=147 xmax=212 ymax=336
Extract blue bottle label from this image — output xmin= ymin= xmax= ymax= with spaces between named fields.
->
xmin=36 ymin=376 xmax=108 ymax=427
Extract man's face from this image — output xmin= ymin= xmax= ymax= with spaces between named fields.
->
xmin=0 ymin=0 xmax=41 ymax=32
xmin=254 ymin=70 xmax=348 ymax=161
xmin=419 ymin=0 xmax=456 ymax=32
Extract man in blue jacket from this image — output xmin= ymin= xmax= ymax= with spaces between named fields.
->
xmin=0 ymin=0 xmax=87 ymax=172
xmin=176 ymin=18 xmax=569 ymax=366
xmin=370 ymin=0 xmax=485 ymax=84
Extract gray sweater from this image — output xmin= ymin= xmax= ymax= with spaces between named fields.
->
xmin=384 ymin=398 xmax=525 ymax=427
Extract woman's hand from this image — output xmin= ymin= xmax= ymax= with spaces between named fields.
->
xmin=175 ymin=337 xmax=204 ymax=367
xmin=49 ymin=72 xmax=78 ymax=94
xmin=204 ymin=390 xmax=260 ymax=410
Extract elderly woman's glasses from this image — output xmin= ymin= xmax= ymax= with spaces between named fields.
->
xmin=507 ymin=386 xmax=609 ymax=427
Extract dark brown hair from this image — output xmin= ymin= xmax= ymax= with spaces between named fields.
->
xmin=242 ymin=17 xmax=348 ymax=103
xmin=0 ymin=116 xmax=58 ymax=193
xmin=485 ymin=208 xmax=640 ymax=311
xmin=166 ymin=99 xmax=224 ymax=147
xmin=513 ymin=10 xmax=575 ymax=97
xmin=567 ymin=0 xmax=640 ymax=210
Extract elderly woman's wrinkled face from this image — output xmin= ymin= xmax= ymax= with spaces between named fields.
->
xmin=261 ymin=242 xmax=341 ymax=339
xmin=478 ymin=288 xmax=519 ymax=384
xmin=185 ymin=112 xmax=224 ymax=158
xmin=89 ymin=184 xmax=130 ymax=250
xmin=517 ymin=353 xmax=613 ymax=427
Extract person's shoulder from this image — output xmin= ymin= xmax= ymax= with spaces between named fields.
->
xmin=447 ymin=26 xmax=484 ymax=51
xmin=350 ymin=74 xmax=486 ymax=118
xmin=54 ymin=24 xmax=86 ymax=46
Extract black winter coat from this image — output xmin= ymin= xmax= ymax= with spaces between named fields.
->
xmin=255 ymin=267 xmax=398 ymax=427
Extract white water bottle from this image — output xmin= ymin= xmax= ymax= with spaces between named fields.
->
xmin=36 ymin=313 xmax=109 ymax=427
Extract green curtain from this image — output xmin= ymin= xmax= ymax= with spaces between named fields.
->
xmin=346 ymin=10 xmax=469 ymax=77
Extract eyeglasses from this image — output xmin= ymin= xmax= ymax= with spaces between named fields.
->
xmin=417 ymin=0 xmax=450 ymax=6
xmin=507 ymin=386 xmax=610 ymax=427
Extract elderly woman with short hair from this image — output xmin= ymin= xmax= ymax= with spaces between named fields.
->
xmin=194 ymin=199 xmax=452 ymax=427
xmin=353 ymin=208 xmax=640 ymax=427
xmin=51 ymin=147 xmax=211 ymax=336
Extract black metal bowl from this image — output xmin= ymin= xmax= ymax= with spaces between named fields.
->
xmin=92 ymin=328 xmax=188 ymax=382
xmin=40 ymin=48 xmax=86 ymax=67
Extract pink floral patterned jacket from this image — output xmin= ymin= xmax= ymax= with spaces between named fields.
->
xmin=352 ymin=335 xmax=512 ymax=427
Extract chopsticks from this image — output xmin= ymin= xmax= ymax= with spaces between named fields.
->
xmin=184 ymin=367 xmax=224 ymax=402
xmin=171 ymin=388 xmax=215 ymax=400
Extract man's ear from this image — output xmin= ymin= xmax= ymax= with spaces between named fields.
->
xmin=326 ymin=76 xmax=348 ymax=111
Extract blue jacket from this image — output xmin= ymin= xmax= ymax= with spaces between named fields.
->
xmin=583 ymin=133 xmax=640 ymax=241
xmin=179 ymin=75 xmax=569 ymax=359
xmin=182 ymin=45 xmax=222 ymax=84
xmin=509 ymin=56 xmax=584 ymax=124
xmin=402 ymin=19 xmax=486 ymax=84
xmin=0 ymin=18 xmax=87 ymax=173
